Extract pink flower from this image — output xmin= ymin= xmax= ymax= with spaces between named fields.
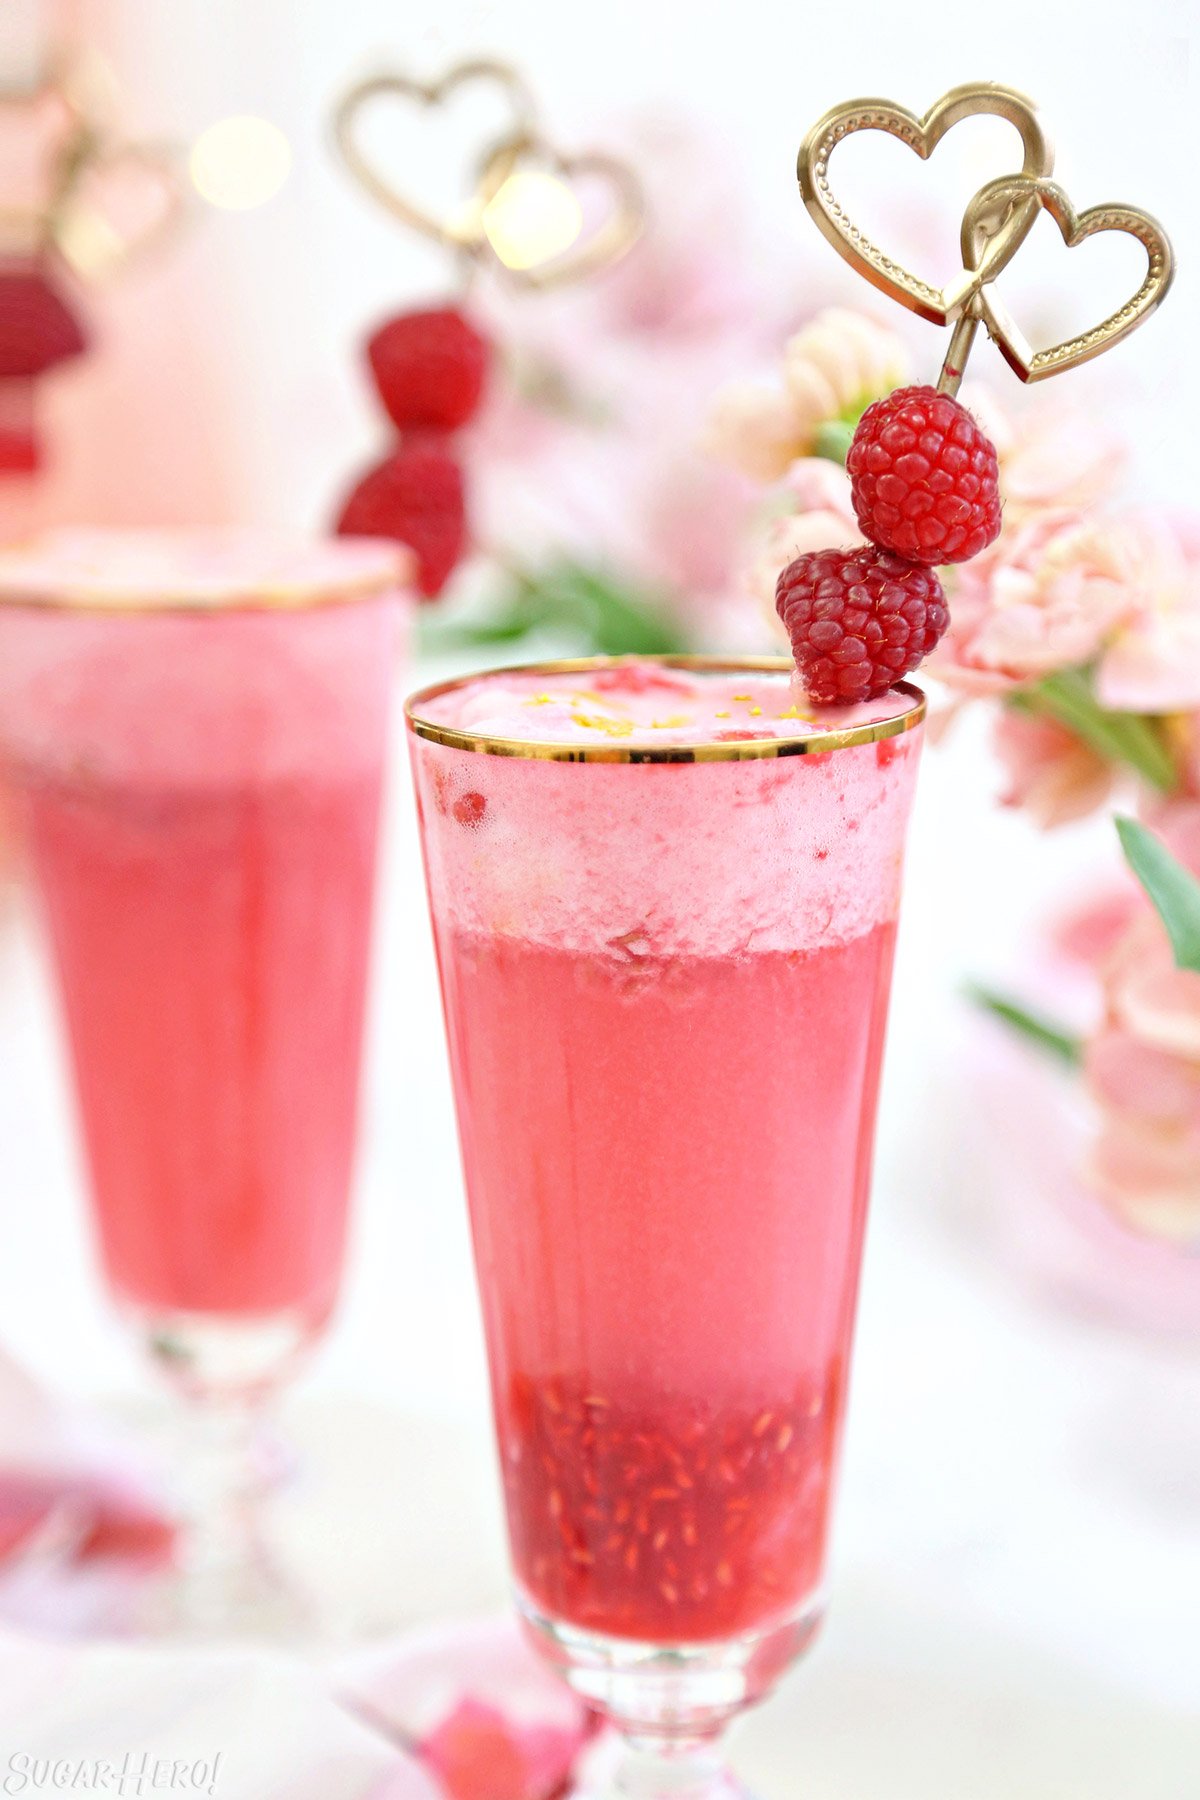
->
xmin=703 ymin=383 xmax=807 ymax=483
xmin=930 ymin=511 xmax=1180 ymax=691
xmin=706 ymin=308 xmax=909 ymax=480
xmin=740 ymin=459 xmax=862 ymax=633
xmin=997 ymin=410 xmax=1126 ymax=517
xmin=1082 ymin=813 xmax=1200 ymax=1244
xmin=992 ymin=708 xmax=1115 ymax=828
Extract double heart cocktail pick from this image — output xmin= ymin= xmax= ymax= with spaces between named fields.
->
xmin=332 ymin=58 xmax=645 ymax=290
xmin=797 ymin=81 xmax=1174 ymax=393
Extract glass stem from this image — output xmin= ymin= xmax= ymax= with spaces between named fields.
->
xmin=173 ymin=1388 xmax=279 ymax=1628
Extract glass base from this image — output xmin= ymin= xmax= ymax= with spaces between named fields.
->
xmin=519 ymin=1589 xmax=823 ymax=1740
xmin=135 ymin=1535 xmax=318 ymax=1643
xmin=570 ymin=1736 xmax=754 ymax=1800
xmin=132 ymin=1306 xmax=320 ymax=1641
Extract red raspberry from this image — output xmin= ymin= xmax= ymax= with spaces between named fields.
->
xmin=366 ymin=306 xmax=489 ymax=432
xmin=776 ymin=546 xmax=948 ymax=705
xmin=0 ymin=266 xmax=88 ymax=378
xmin=336 ymin=441 xmax=466 ymax=599
xmin=847 ymin=384 xmax=1000 ymax=565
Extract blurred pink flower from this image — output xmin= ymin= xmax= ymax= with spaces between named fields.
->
xmin=703 ymin=382 xmax=807 ymax=483
xmin=997 ymin=411 xmax=1126 ymax=518
xmin=1082 ymin=803 xmax=1200 ymax=1244
xmin=706 ymin=308 xmax=909 ymax=480
xmin=992 ymin=708 xmax=1115 ymax=828
xmin=741 ymin=459 xmax=862 ymax=633
xmin=930 ymin=511 xmax=1193 ymax=696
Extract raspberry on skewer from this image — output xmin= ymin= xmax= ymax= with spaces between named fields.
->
xmin=846 ymin=384 xmax=1001 ymax=565
xmin=366 ymin=306 xmax=490 ymax=432
xmin=336 ymin=439 xmax=467 ymax=599
xmin=776 ymin=545 xmax=948 ymax=706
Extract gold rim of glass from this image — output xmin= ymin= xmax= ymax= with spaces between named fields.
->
xmin=405 ymin=656 xmax=926 ymax=764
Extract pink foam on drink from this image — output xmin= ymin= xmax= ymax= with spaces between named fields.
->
xmin=421 ymin=662 xmax=907 ymax=747
xmin=0 ymin=530 xmax=408 ymax=791
xmin=413 ymin=665 xmax=920 ymax=957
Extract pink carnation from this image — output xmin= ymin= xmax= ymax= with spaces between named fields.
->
xmin=1082 ymin=808 xmax=1200 ymax=1244
xmin=992 ymin=708 xmax=1115 ymax=829
xmin=930 ymin=511 xmax=1196 ymax=700
xmin=740 ymin=458 xmax=863 ymax=632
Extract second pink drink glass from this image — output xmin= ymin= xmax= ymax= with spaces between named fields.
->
xmin=0 ymin=529 xmax=408 ymax=1633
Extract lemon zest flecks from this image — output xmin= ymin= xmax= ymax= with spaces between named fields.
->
xmin=777 ymin=704 xmax=805 ymax=720
xmin=732 ymin=693 xmax=753 ymax=703
xmin=748 ymin=706 xmax=763 ymax=717
xmin=571 ymin=712 xmax=634 ymax=738
xmin=524 ymin=693 xmax=555 ymax=706
xmin=651 ymin=714 xmax=692 ymax=729
xmin=715 ymin=710 xmax=731 ymax=719
xmin=573 ymin=689 xmax=629 ymax=710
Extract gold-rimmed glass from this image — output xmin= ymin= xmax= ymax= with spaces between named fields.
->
xmin=0 ymin=529 xmax=409 ymax=1638
xmin=407 ymin=656 xmax=924 ymax=1799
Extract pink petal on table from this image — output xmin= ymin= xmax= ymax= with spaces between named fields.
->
xmin=339 ymin=1618 xmax=593 ymax=1800
xmin=421 ymin=1696 xmax=584 ymax=1800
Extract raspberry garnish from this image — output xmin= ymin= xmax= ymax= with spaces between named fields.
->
xmin=336 ymin=440 xmax=466 ymax=598
xmin=847 ymin=384 xmax=1001 ymax=564
xmin=501 ymin=1372 xmax=838 ymax=1642
xmin=776 ymin=545 xmax=948 ymax=705
xmin=367 ymin=306 xmax=490 ymax=432
xmin=0 ymin=266 xmax=89 ymax=378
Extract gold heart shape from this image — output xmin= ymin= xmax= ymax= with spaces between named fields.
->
xmin=963 ymin=174 xmax=1175 ymax=382
xmin=332 ymin=59 xmax=536 ymax=250
xmin=475 ymin=129 xmax=645 ymax=289
xmin=54 ymin=142 xmax=185 ymax=280
xmin=798 ymin=82 xmax=1054 ymax=326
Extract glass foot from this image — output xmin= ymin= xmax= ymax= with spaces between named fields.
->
xmin=519 ymin=1591 xmax=822 ymax=1738
xmin=135 ymin=1540 xmax=318 ymax=1642
xmin=570 ymin=1734 xmax=754 ymax=1799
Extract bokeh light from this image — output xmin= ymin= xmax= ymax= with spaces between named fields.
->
xmin=482 ymin=168 xmax=582 ymax=271
xmin=189 ymin=116 xmax=292 ymax=211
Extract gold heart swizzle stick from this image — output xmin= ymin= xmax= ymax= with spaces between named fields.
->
xmin=779 ymin=82 xmax=1174 ymax=706
xmin=327 ymin=58 xmax=646 ymax=598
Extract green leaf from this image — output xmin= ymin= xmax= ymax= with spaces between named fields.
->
xmin=422 ymin=560 xmax=692 ymax=659
xmin=965 ymin=982 xmax=1082 ymax=1066
xmin=1116 ymin=816 xmax=1200 ymax=972
xmin=1010 ymin=669 xmax=1178 ymax=793
xmin=813 ymin=417 xmax=855 ymax=465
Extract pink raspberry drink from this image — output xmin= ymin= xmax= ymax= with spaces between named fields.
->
xmin=408 ymin=658 xmax=923 ymax=1739
xmin=0 ymin=530 xmax=408 ymax=1633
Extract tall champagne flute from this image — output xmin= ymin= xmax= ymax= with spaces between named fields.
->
xmin=0 ymin=529 xmax=408 ymax=1635
xmin=408 ymin=657 xmax=923 ymax=1798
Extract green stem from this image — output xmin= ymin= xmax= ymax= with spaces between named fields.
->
xmin=1010 ymin=669 xmax=1178 ymax=794
xmin=813 ymin=417 xmax=855 ymax=465
xmin=966 ymin=982 xmax=1083 ymax=1066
